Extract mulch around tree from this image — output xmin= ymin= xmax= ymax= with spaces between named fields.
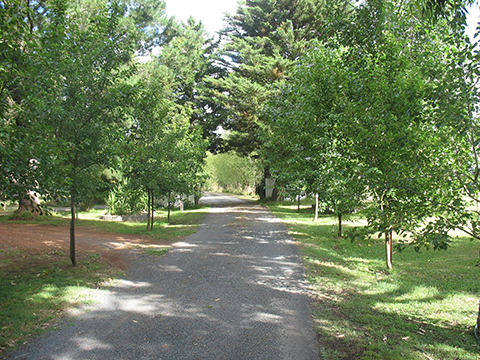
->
xmin=0 ymin=223 xmax=172 ymax=270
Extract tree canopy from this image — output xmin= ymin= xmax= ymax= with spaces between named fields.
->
xmin=1 ymin=0 xmax=480 ymax=272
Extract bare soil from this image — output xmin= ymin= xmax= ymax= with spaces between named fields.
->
xmin=0 ymin=223 xmax=172 ymax=270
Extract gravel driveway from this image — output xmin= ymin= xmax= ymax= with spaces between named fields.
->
xmin=7 ymin=193 xmax=320 ymax=360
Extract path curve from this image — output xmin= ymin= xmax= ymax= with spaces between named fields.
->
xmin=7 ymin=193 xmax=321 ymax=360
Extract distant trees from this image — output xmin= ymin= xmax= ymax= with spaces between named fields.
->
xmin=124 ymin=59 xmax=207 ymax=228
xmin=205 ymin=152 xmax=262 ymax=195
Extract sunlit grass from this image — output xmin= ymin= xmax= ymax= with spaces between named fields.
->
xmin=0 ymin=250 xmax=119 ymax=356
xmin=267 ymin=201 xmax=480 ymax=360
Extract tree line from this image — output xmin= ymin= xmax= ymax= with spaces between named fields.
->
xmin=2 ymin=0 xmax=479 ymax=268
xmin=1 ymin=0 xmax=218 ymax=265
xmin=257 ymin=0 xmax=480 ymax=269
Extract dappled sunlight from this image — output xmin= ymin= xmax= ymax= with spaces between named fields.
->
xmin=156 ymin=264 xmax=184 ymax=272
xmin=107 ymin=240 xmax=171 ymax=250
xmin=392 ymin=285 xmax=441 ymax=303
xmin=249 ymin=311 xmax=282 ymax=323
xmin=252 ymin=274 xmax=309 ymax=294
xmin=114 ymin=280 xmax=152 ymax=289
xmin=172 ymin=241 xmax=198 ymax=248
xmin=73 ymin=337 xmax=113 ymax=351
xmin=254 ymin=216 xmax=283 ymax=224
xmin=88 ymin=291 xmax=165 ymax=315
xmin=245 ymin=201 xmax=480 ymax=358
xmin=4 ymin=194 xmax=321 ymax=359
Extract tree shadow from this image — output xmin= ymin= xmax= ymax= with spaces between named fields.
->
xmin=278 ymin=209 xmax=480 ymax=359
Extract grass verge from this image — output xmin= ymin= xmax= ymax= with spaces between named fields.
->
xmin=0 ymin=206 xmax=210 ymax=242
xmin=267 ymin=202 xmax=480 ymax=360
xmin=0 ymin=206 xmax=208 ymax=358
xmin=0 ymin=250 xmax=120 ymax=358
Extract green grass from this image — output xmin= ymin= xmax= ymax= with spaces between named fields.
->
xmin=76 ymin=207 xmax=210 ymax=241
xmin=144 ymin=248 xmax=169 ymax=257
xmin=0 ymin=207 xmax=210 ymax=242
xmin=0 ymin=205 xmax=208 ymax=358
xmin=267 ymin=202 xmax=480 ymax=360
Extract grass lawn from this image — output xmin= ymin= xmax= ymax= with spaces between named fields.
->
xmin=267 ymin=202 xmax=480 ymax=360
xmin=2 ymin=206 xmax=210 ymax=241
xmin=0 ymin=206 xmax=208 ymax=358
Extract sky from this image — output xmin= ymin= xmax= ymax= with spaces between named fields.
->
xmin=165 ymin=0 xmax=480 ymax=40
xmin=467 ymin=4 xmax=480 ymax=41
xmin=164 ymin=0 xmax=239 ymax=35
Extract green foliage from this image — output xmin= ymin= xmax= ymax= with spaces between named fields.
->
xmin=205 ymin=152 xmax=262 ymax=194
xmin=107 ymin=179 xmax=146 ymax=216
xmin=157 ymin=18 xmax=223 ymax=146
xmin=6 ymin=211 xmax=36 ymax=221
xmin=215 ymin=0 xmax=352 ymax=155
xmin=261 ymin=0 xmax=478 ymax=265
xmin=122 ymin=54 xmax=208 ymax=227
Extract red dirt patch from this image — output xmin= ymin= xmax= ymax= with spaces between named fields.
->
xmin=0 ymin=223 xmax=172 ymax=270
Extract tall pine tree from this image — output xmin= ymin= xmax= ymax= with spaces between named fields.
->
xmin=213 ymin=0 xmax=353 ymax=155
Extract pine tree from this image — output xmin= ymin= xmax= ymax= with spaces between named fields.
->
xmin=214 ymin=0 xmax=353 ymax=155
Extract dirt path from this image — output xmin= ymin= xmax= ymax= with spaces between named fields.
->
xmin=0 ymin=223 xmax=171 ymax=270
xmin=6 ymin=193 xmax=320 ymax=360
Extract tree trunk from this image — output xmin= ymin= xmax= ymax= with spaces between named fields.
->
xmin=168 ymin=193 xmax=171 ymax=223
xmin=476 ymin=301 xmax=480 ymax=339
xmin=16 ymin=190 xmax=41 ymax=215
xmin=338 ymin=213 xmax=342 ymax=238
xmin=297 ymin=195 xmax=301 ymax=213
xmin=314 ymin=193 xmax=319 ymax=222
xmin=385 ymin=229 xmax=393 ymax=269
xmin=146 ymin=189 xmax=151 ymax=231
xmin=70 ymin=195 xmax=77 ymax=267
xmin=150 ymin=193 xmax=154 ymax=230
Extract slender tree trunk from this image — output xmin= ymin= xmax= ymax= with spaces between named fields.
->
xmin=338 ymin=213 xmax=342 ymax=238
xmin=476 ymin=301 xmax=480 ymax=337
xmin=151 ymin=193 xmax=154 ymax=230
xmin=146 ymin=189 xmax=151 ymax=231
xmin=167 ymin=192 xmax=171 ymax=223
xmin=297 ymin=195 xmax=300 ymax=213
xmin=70 ymin=195 xmax=77 ymax=267
xmin=385 ymin=229 xmax=393 ymax=269
xmin=314 ymin=193 xmax=319 ymax=222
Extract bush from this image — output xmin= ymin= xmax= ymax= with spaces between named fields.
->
xmin=8 ymin=211 xmax=36 ymax=221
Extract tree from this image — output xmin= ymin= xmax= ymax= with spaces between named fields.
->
xmin=262 ymin=44 xmax=365 ymax=236
xmin=45 ymin=1 xmax=138 ymax=266
xmin=157 ymin=18 xmax=224 ymax=146
xmin=124 ymin=58 xmax=207 ymax=229
xmin=0 ymin=0 xmax=66 ymax=213
xmin=214 ymin=0 xmax=354 ymax=156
